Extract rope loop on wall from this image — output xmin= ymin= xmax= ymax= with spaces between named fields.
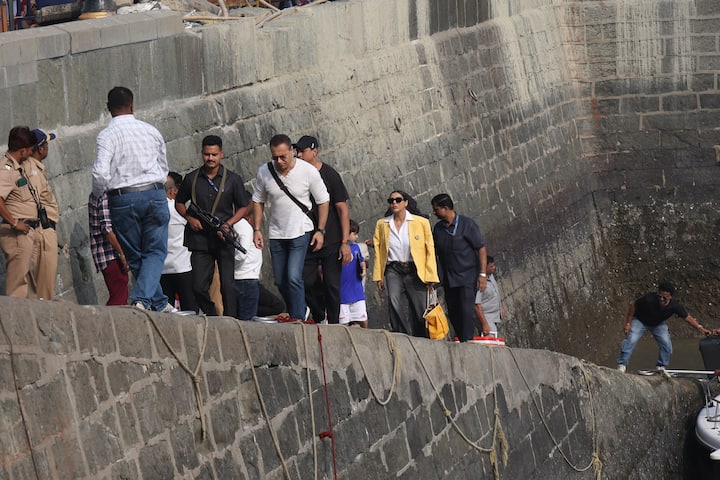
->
xmin=507 ymin=348 xmax=603 ymax=479
xmin=233 ymin=319 xmax=295 ymax=480
xmin=344 ymin=327 xmax=401 ymax=406
xmin=406 ymin=337 xmax=507 ymax=479
xmin=140 ymin=308 xmax=209 ymax=440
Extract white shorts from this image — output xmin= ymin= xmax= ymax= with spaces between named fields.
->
xmin=339 ymin=300 xmax=368 ymax=324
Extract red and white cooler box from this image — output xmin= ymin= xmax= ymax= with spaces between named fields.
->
xmin=454 ymin=336 xmax=506 ymax=346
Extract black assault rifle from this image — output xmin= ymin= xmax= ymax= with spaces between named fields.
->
xmin=187 ymin=203 xmax=247 ymax=254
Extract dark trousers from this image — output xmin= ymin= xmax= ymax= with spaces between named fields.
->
xmin=235 ymin=279 xmax=259 ymax=320
xmin=160 ymin=271 xmax=198 ymax=312
xmin=445 ymin=284 xmax=476 ymax=342
xmin=190 ymin=246 xmax=237 ymax=317
xmin=257 ymin=284 xmax=285 ymax=317
xmin=303 ymin=244 xmax=342 ymax=324
xmin=385 ymin=262 xmax=427 ymax=337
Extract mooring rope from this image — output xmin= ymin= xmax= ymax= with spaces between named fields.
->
xmin=405 ymin=337 xmax=507 ymax=480
xmin=344 ymin=327 xmax=401 ymax=405
xmin=0 ymin=315 xmax=42 ymax=480
xmin=300 ymin=324 xmax=319 ymax=480
xmin=316 ymin=326 xmax=339 ymax=480
xmin=139 ymin=308 xmax=210 ymax=440
xmin=507 ymin=347 xmax=602 ymax=479
xmin=233 ymin=319 xmax=294 ymax=480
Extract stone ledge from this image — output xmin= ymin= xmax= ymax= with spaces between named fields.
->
xmin=0 ymin=11 xmax=183 ymax=63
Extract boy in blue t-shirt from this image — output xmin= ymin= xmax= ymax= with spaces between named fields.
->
xmin=339 ymin=220 xmax=368 ymax=327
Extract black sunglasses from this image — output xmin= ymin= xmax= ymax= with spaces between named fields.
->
xmin=387 ymin=197 xmax=405 ymax=204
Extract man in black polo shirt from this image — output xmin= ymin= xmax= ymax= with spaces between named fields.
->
xmin=616 ymin=281 xmax=710 ymax=372
xmin=175 ymin=135 xmax=250 ymax=317
xmin=295 ymin=136 xmax=352 ymax=324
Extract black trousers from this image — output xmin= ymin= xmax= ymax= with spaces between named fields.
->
xmin=444 ymin=284 xmax=476 ymax=342
xmin=160 ymin=271 xmax=198 ymax=312
xmin=257 ymin=283 xmax=286 ymax=317
xmin=302 ymin=243 xmax=342 ymax=323
xmin=190 ymin=246 xmax=237 ymax=317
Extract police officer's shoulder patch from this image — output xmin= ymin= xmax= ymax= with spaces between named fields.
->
xmin=4 ymin=164 xmax=11 ymax=170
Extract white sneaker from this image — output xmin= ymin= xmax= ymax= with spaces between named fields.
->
xmin=160 ymin=303 xmax=178 ymax=313
xmin=656 ymin=366 xmax=666 ymax=372
xmin=133 ymin=301 xmax=147 ymax=310
xmin=617 ymin=364 xmax=626 ymax=373
xmin=305 ymin=306 xmax=311 ymax=321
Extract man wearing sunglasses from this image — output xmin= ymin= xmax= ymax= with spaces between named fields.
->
xmin=0 ymin=126 xmax=42 ymax=297
xmin=252 ymin=134 xmax=329 ymax=321
xmin=616 ymin=281 xmax=710 ymax=372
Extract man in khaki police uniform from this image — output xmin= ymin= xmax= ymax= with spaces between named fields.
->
xmin=27 ymin=129 xmax=59 ymax=299
xmin=0 ymin=126 xmax=41 ymax=297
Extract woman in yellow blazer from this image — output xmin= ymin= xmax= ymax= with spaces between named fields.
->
xmin=372 ymin=191 xmax=439 ymax=336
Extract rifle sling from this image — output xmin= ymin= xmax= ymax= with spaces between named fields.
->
xmin=190 ymin=165 xmax=227 ymax=216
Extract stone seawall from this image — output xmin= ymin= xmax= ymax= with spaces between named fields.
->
xmin=0 ymin=0 xmax=718 ymax=365
xmin=0 ymin=298 xmax=707 ymax=479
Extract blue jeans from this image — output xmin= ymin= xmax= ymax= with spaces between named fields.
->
xmin=269 ymin=231 xmax=311 ymax=319
xmin=109 ymin=189 xmax=170 ymax=310
xmin=235 ymin=279 xmax=259 ymax=320
xmin=617 ymin=318 xmax=672 ymax=367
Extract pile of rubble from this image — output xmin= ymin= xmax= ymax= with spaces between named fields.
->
xmin=116 ymin=0 xmax=330 ymax=28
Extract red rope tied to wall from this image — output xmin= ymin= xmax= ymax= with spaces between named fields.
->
xmin=317 ymin=326 xmax=338 ymax=480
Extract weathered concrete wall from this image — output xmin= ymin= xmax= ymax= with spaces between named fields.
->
xmin=0 ymin=298 xmax=707 ymax=479
xmin=0 ymin=0 xmax=718 ymax=365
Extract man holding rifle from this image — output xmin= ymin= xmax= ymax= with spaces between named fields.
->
xmin=176 ymin=135 xmax=250 ymax=317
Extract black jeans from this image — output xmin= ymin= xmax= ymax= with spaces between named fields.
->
xmin=303 ymin=243 xmax=342 ymax=323
xmin=190 ymin=246 xmax=237 ymax=317
xmin=160 ymin=271 xmax=198 ymax=312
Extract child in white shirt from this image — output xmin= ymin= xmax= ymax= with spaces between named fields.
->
xmin=234 ymin=215 xmax=262 ymax=320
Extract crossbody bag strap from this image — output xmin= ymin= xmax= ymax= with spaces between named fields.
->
xmin=266 ymin=161 xmax=312 ymax=217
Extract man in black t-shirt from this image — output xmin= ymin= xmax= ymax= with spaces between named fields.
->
xmin=175 ymin=135 xmax=250 ymax=317
xmin=295 ymin=136 xmax=352 ymax=324
xmin=616 ymin=281 xmax=709 ymax=372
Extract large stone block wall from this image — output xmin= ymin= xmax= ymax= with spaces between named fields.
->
xmin=0 ymin=0 xmax=718 ymax=363
xmin=0 ymin=298 xmax=707 ymax=479
xmin=568 ymin=0 xmax=720 ymax=352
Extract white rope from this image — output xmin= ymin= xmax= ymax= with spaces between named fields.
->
xmin=300 ymin=323 xmax=319 ymax=480
xmin=141 ymin=309 xmax=209 ymax=440
xmin=233 ymin=319 xmax=294 ymax=480
xmin=344 ymin=327 xmax=401 ymax=405
xmin=405 ymin=337 xmax=506 ymax=480
xmin=506 ymin=347 xmax=602 ymax=478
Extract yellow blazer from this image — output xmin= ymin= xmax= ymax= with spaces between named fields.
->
xmin=372 ymin=213 xmax=439 ymax=284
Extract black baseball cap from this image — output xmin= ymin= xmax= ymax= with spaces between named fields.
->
xmin=293 ymin=135 xmax=318 ymax=150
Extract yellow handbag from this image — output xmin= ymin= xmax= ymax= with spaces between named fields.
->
xmin=424 ymin=287 xmax=449 ymax=340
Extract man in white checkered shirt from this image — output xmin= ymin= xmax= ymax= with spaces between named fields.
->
xmin=91 ymin=86 xmax=174 ymax=313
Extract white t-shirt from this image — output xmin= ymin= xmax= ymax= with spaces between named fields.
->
xmin=163 ymin=198 xmax=192 ymax=274
xmin=252 ymin=159 xmax=330 ymax=239
xmin=234 ymin=218 xmax=262 ymax=280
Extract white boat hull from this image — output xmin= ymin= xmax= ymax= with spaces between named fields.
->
xmin=696 ymin=394 xmax=720 ymax=459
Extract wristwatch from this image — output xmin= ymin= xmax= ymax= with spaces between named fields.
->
xmin=317 ymin=229 xmax=326 ymax=235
